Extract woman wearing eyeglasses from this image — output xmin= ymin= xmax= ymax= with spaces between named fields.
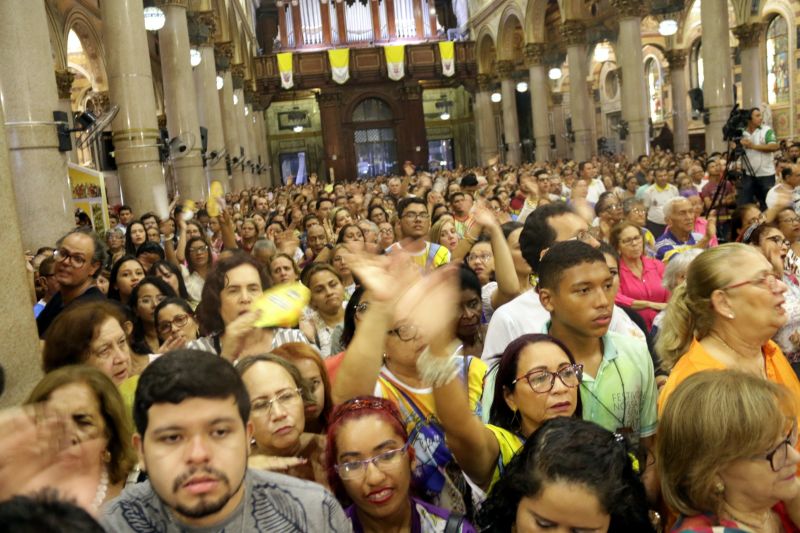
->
xmin=658 ymin=370 xmax=800 ymax=532
xmin=237 ymin=354 xmax=327 ymax=485
xmin=153 ymin=297 xmax=200 ymax=351
xmin=431 ymin=333 xmax=581 ymax=492
xmin=127 ymin=276 xmax=176 ymax=356
xmin=656 ymin=244 xmax=800 ymax=419
xmin=326 ymin=396 xmax=476 ymax=533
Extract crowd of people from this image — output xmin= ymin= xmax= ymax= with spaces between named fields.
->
xmin=4 ymin=114 xmax=800 ymax=531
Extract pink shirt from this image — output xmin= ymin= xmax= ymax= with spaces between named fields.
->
xmin=615 ymin=256 xmax=669 ymax=331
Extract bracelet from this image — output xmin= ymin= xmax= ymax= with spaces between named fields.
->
xmin=416 ymin=340 xmax=463 ymax=388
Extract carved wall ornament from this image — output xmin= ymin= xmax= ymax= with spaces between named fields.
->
xmin=524 ymin=43 xmax=546 ymax=67
xmin=610 ymin=0 xmax=647 ymax=19
xmin=664 ymin=49 xmax=687 ymax=69
xmin=496 ymin=60 xmax=514 ymax=80
xmin=560 ymin=20 xmax=587 ymax=47
xmin=55 ymin=69 xmax=75 ymax=100
xmin=732 ymin=23 xmax=765 ymax=49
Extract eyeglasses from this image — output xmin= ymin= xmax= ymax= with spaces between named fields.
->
xmin=621 ymin=234 xmax=643 ymax=246
xmin=602 ymin=203 xmax=622 ymax=212
xmin=467 ymin=253 xmax=493 ymax=264
xmin=630 ymin=207 xmax=646 ymax=215
xmin=779 ymin=216 xmax=800 ymax=225
xmin=402 ymin=212 xmax=430 ymax=221
xmin=763 ymin=421 xmax=798 ymax=472
xmin=53 ymin=248 xmax=89 ymax=268
xmin=251 ymin=388 xmax=302 ymax=415
xmin=388 ymin=324 xmax=418 ymax=341
xmin=511 ymin=364 xmax=584 ymax=393
xmin=189 ymin=245 xmax=209 ymax=254
xmin=157 ymin=313 xmax=191 ymax=336
xmin=766 ymin=235 xmax=791 ymax=247
xmin=335 ymin=443 xmax=409 ymax=480
xmin=379 ymin=228 xmax=394 ymax=235
xmin=723 ymin=272 xmax=782 ymax=291
xmin=139 ymin=294 xmax=166 ymax=308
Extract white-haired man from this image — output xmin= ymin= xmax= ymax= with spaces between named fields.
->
xmin=655 ymin=197 xmax=716 ymax=261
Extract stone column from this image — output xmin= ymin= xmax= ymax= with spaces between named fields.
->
xmin=0 ymin=101 xmax=43 ymax=407
xmin=733 ymin=23 xmax=765 ymax=109
xmin=216 ymin=43 xmax=244 ymax=193
xmin=233 ymin=83 xmax=253 ymax=188
xmin=190 ymin=11 xmax=227 ymax=188
xmin=244 ymin=101 xmax=260 ymax=186
xmin=100 ymin=0 xmax=167 ymax=218
xmin=525 ymin=44 xmax=552 ymax=162
xmin=475 ymin=74 xmax=500 ymax=165
xmin=551 ymin=92 xmax=569 ymax=159
xmin=158 ymin=0 xmax=207 ymax=201
xmin=612 ymin=0 xmax=650 ymax=159
xmin=0 ymin=1 xmax=74 ymax=249
xmin=562 ymin=21 xmax=594 ymax=161
xmin=666 ymin=49 xmax=690 ymax=153
xmin=700 ymin=0 xmax=734 ymax=153
xmin=497 ymin=60 xmax=522 ymax=166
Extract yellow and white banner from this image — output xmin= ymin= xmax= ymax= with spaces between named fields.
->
xmin=277 ymin=52 xmax=294 ymax=89
xmin=439 ymin=41 xmax=455 ymax=77
xmin=384 ymin=45 xmax=405 ymax=81
xmin=328 ymin=48 xmax=350 ymax=85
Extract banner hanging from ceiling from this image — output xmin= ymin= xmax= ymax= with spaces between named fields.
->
xmin=277 ymin=52 xmax=294 ymax=89
xmin=384 ymin=45 xmax=405 ymax=81
xmin=328 ymin=48 xmax=350 ymax=84
xmin=439 ymin=41 xmax=455 ymax=77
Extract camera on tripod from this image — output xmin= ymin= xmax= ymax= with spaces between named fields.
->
xmin=722 ymin=103 xmax=752 ymax=141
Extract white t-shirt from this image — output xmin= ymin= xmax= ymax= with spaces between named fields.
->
xmin=642 ymin=184 xmax=679 ymax=225
xmin=765 ymin=183 xmax=800 ymax=213
xmin=586 ymin=178 xmax=607 ymax=204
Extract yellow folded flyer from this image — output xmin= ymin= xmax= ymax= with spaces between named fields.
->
xmin=207 ymin=180 xmax=224 ymax=217
xmin=251 ymin=282 xmax=310 ymax=328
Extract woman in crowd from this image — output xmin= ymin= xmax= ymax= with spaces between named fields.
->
xmin=378 ymin=221 xmax=395 ymax=250
xmin=252 ymin=212 xmax=267 ymax=236
xmin=145 ymin=226 xmax=160 ymax=244
xmin=107 ymin=256 xmax=145 ymax=305
xmin=610 ymin=222 xmax=669 ymax=331
xmin=430 ymin=215 xmax=460 ymax=254
xmin=658 ymin=370 xmax=800 ymax=532
xmin=503 ymin=221 xmax=533 ymax=293
xmin=746 ymin=223 xmax=800 ymax=376
xmin=331 ymin=207 xmax=354 ymax=236
xmin=181 ymin=236 xmax=212 ymax=303
xmin=331 ymin=244 xmax=357 ymax=300
xmin=326 ymin=396 xmax=476 ymax=533
xmin=104 ymin=228 xmax=125 ymax=270
xmin=237 ymin=354 xmax=326 ymax=485
xmin=148 ymin=260 xmax=192 ymax=304
xmin=273 ymin=342 xmax=333 ymax=434
xmin=732 ymin=203 xmax=765 ymax=242
xmin=369 ymin=205 xmax=389 ymax=226
xmin=433 ymin=333 xmax=581 ymax=491
xmin=127 ymin=276 xmax=176 ymax=355
xmin=456 ymin=266 xmax=487 ymax=357
xmin=123 ymin=221 xmax=147 ymax=255
xmin=656 ymin=243 xmax=800 ymax=413
xmin=336 ymin=224 xmax=366 ymax=251
xmin=238 ymin=218 xmax=260 ymax=254
xmin=189 ymin=252 xmax=309 ymax=361
xmin=42 ymin=300 xmax=132 ymax=386
xmin=154 ymin=297 xmax=199 ymax=351
xmin=269 ymin=253 xmax=300 ymax=285
xmin=25 ymin=366 xmax=137 ymax=510
xmin=776 ymin=207 xmax=800 ymax=278
xmin=478 ymin=417 xmax=654 ymax=532
xmin=300 ymin=263 xmax=346 ymax=357
xmin=595 ymin=192 xmax=625 ymax=243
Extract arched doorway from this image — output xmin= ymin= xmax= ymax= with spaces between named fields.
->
xmin=352 ymin=98 xmax=398 ymax=178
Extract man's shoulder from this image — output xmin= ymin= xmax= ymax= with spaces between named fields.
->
xmin=104 ymin=481 xmax=168 ymax=532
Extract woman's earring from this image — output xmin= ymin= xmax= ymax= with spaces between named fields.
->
xmin=102 ymin=450 xmax=111 ymax=463
xmin=715 ymin=481 xmax=725 ymax=494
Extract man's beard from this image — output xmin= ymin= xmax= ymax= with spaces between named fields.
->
xmin=171 ymin=466 xmax=246 ymax=519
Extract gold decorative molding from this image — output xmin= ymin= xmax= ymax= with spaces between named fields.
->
xmin=496 ymin=60 xmax=514 ymax=80
xmin=196 ymin=11 xmax=218 ymax=38
xmin=524 ymin=43 xmax=546 ymax=67
xmin=87 ymin=91 xmax=110 ymax=114
xmin=560 ymin=21 xmax=587 ymax=47
xmin=610 ymin=0 xmax=647 ymax=19
xmin=230 ymin=62 xmax=246 ymax=81
xmin=732 ymin=22 xmax=765 ymax=49
xmin=55 ymin=69 xmax=75 ymax=100
xmin=155 ymin=0 xmax=189 ymax=9
xmin=215 ymin=41 xmax=233 ymax=62
xmin=551 ymin=92 xmax=563 ymax=105
xmin=664 ymin=49 xmax=687 ymax=69
xmin=476 ymin=74 xmax=493 ymax=92
xmin=188 ymin=11 xmax=218 ymax=46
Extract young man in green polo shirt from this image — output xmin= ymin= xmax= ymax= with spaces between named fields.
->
xmin=537 ymin=240 xmax=658 ymax=497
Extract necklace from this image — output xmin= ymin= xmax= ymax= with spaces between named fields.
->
xmin=91 ymin=467 xmax=109 ymax=512
xmin=708 ymin=333 xmax=765 ymax=377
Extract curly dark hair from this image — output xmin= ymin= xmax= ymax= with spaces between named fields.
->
xmin=477 ymin=417 xmax=654 ymax=532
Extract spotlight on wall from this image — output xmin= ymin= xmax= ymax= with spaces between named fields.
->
xmin=190 ymin=48 xmax=202 ymax=67
xmin=216 ymin=75 xmax=224 ymax=90
xmin=244 ymin=106 xmax=250 ymax=116
xmin=516 ymin=81 xmax=528 ymax=93
xmin=490 ymin=92 xmax=502 ymax=103
xmin=548 ymin=67 xmax=562 ymax=80
xmin=658 ymin=20 xmax=678 ymax=36
xmin=293 ymin=125 xmax=304 ymax=133
xmin=440 ymin=112 xmax=450 ymax=120
xmin=594 ymin=43 xmax=609 ymax=63
xmin=143 ymin=5 xmax=166 ymax=32
xmin=233 ymin=93 xmax=239 ymax=105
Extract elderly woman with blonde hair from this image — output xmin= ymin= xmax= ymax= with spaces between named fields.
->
xmin=658 ymin=369 xmax=800 ymax=531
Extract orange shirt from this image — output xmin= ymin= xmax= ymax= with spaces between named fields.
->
xmin=659 ymin=338 xmax=800 ymax=416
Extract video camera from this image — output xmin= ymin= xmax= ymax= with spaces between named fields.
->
xmin=722 ymin=103 xmax=752 ymax=142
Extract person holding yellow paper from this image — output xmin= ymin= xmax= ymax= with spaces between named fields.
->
xmin=188 ymin=252 xmax=312 ymax=362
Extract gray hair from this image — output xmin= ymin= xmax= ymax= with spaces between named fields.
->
xmin=662 ymin=248 xmax=702 ymax=291
xmin=663 ymin=196 xmax=690 ymax=221
xmin=358 ymin=220 xmax=379 ymax=234
xmin=55 ymin=227 xmax=107 ymax=277
xmin=252 ymin=238 xmax=277 ymax=254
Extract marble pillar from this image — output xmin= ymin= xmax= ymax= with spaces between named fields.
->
xmin=245 ymin=104 xmax=260 ymax=187
xmin=562 ymin=21 xmax=594 ymax=161
xmin=216 ymin=43 xmax=244 ymax=193
xmin=100 ymin=0 xmax=166 ymax=218
xmin=55 ymin=69 xmax=79 ymax=163
xmin=497 ymin=61 xmax=522 ymax=166
xmin=613 ymin=1 xmax=650 ymax=159
xmin=0 ymin=0 xmax=74 ymax=249
xmin=190 ymin=13 xmax=227 ymax=189
xmin=233 ymin=87 xmax=253 ymax=188
xmin=666 ymin=49 xmax=690 ymax=154
xmin=733 ymin=23 xmax=765 ymax=109
xmin=525 ymin=44 xmax=552 ymax=162
xmin=0 ymin=102 xmax=43 ymax=407
xmin=551 ymin=93 xmax=569 ymax=159
xmin=475 ymin=75 xmax=499 ymax=166
xmin=158 ymin=0 xmax=206 ymax=201
xmin=700 ymin=0 xmax=734 ymax=153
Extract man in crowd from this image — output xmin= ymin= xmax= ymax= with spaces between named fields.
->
xmin=766 ymin=164 xmax=800 ymax=213
xmin=117 ymin=205 xmax=134 ymax=233
xmin=655 ymin=196 xmax=716 ymax=261
xmin=689 ymin=164 xmax=707 ymax=192
xmin=36 ymin=227 xmax=107 ymax=338
xmin=642 ymin=167 xmax=678 ymax=237
xmin=579 ymin=161 xmax=606 ymax=203
xmin=386 ymin=197 xmax=450 ymax=271
xmin=103 ymin=350 xmax=350 ymax=531
xmin=315 ymin=198 xmax=333 ymax=225
xmin=33 ymin=256 xmax=59 ymax=318
xmin=699 ymin=159 xmax=736 ymax=241
xmin=140 ymin=212 xmax=160 ymax=232
xmin=741 ymin=107 xmax=780 ymax=209
xmin=449 ymin=190 xmax=473 ymax=237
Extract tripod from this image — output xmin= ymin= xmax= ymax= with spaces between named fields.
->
xmin=703 ymin=138 xmax=756 ymax=220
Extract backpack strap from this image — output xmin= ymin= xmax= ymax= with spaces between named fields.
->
xmin=444 ymin=513 xmax=464 ymax=533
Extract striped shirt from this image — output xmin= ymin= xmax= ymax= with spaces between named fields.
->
xmin=655 ymin=228 xmax=704 ymax=262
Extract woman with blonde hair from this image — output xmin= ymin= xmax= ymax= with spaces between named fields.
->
xmin=656 ymin=243 xmax=800 ymax=414
xmin=658 ymin=369 xmax=800 ymax=531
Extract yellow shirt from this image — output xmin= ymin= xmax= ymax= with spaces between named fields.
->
xmin=485 ymin=424 xmax=524 ymax=491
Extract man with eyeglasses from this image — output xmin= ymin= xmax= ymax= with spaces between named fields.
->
xmin=36 ymin=228 xmax=107 ymax=338
xmin=104 ymin=349 xmax=350 ymax=532
xmin=386 ymin=198 xmax=450 ymax=272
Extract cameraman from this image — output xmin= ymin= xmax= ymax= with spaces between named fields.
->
xmin=740 ymin=107 xmax=780 ymax=209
